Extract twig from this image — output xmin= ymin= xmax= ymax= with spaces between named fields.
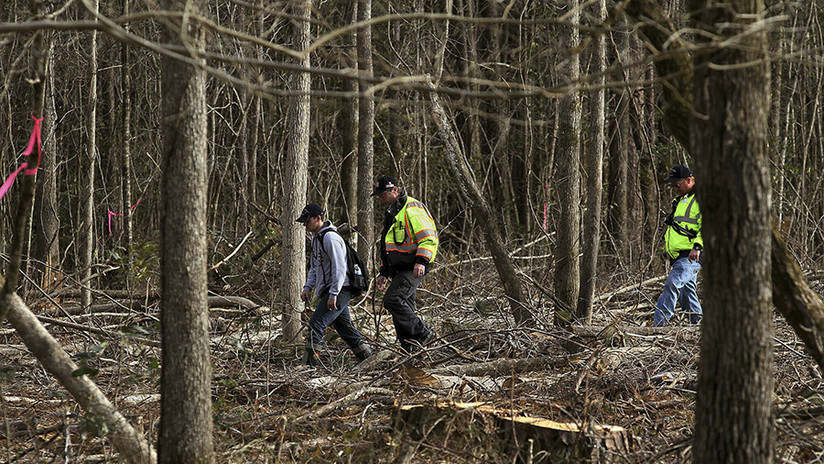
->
xmin=210 ymin=230 xmax=254 ymax=271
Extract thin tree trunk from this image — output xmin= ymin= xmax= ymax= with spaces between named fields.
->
xmin=356 ymin=0 xmax=374 ymax=267
xmin=34 ymin=35 xmax=60 ymax=292
xmin=553 ymin=0 xmax=582 ymax=325
xmin=577 ymin=0 xmax=606 ymax=323
xmin=121 ymin=0 xmax=133 ymax=267
xmin=428 ymin=82 xmax=533 ymax=325
xmin=341 ymin=1 xmax=358 ymax=226
xmin=280 ymin=0 xmax=311 ymax=343
xmin=158 ymin=0 xmax=215 ymax=461
xmin=80 ymin=0 xmax=99 ymax=310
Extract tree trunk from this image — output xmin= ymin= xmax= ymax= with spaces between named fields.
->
xmin=623 ymin=1 xmax=774 ymax=462
xmin=626 ymin=0 xmax=824 ymax=375
xmin=553 ymin=0 xmax=582 ymax=325
xmin=577 ymin=0 xmax=606 ymax=323
xmin=158 ymin=0 xmax=216 ymax=461
xmin=33 ymin=35 xmax=60 ymax=292
xmin=80 ymin=0 xmax=99 ymax=310
xmin=280 ymin=0 xmax=311 ymax=343
xmin=691 ymin=2 xmax=773 ymax=462
xmin=428 ymin=83 xmax=533 ymax=325
xmin=121 ymin=0 xmax=134 ymax=267
xmin=356 ymin=0 xmax=375 ymax=267
xmin=606 ymin=29 xmax=630 ymax=260
xmin=340 ymin=2 xmax=358 ymax=226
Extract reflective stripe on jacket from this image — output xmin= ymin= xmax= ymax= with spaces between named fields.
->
xmin=380 ymin=195 xmax=438 ymax=274
xmin=664 ymin=192 xmax=703 ymax=259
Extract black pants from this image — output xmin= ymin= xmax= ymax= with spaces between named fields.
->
xmin=383 ymin=270 xmax=430 ymax=351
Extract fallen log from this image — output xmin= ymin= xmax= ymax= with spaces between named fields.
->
xmin=396 ymin=400 xmax=632 ymax=463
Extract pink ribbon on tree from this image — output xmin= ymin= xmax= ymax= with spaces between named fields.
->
xmin=0 ymin=116 xmax=44 ymax=201
xmin=107 ymin=199 xmax=141 ymax=236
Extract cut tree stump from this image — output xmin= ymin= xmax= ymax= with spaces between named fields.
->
xmin=396 ymin=400 xmax=632 ymax=463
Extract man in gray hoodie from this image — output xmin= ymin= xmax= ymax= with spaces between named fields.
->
xmin=297 ymin=203 xmax=372 ymax=366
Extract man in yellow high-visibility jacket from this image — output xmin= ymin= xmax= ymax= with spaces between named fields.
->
xmin=654 ymin=165 xmax=703 ymax=326
xmin=372 ymin=176 xmax=438 ymax=352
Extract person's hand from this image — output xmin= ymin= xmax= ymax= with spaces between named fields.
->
xmin=689 ymin=249 xmax=701 ymax=262
xmin=327 ymin=297 xmax=338 ymax=311
xmin=377 ymin=275 xmax=389 ymax=292
xmin=300 ymin=289 xmax=310 ymax=302
xmin=413 ymin=263 xmax=425 ymax=279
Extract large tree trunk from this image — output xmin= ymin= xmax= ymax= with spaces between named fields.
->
xmin=356 ymin=0 xmax=375 ymax=267
xmin=691 ymin=2 xmax=773 ymax=462
xmin=428 ymin=83 xmax=533 ymax=325
xmin=577 ymin=0 xmax=606 ymax=323
xmin=553 ymin=0 xmax=582 ymax=325
xmin=622 ymin=1 xmax=774 ymax=462
xmin=626 ymin=0 xmax=824 ymax=377
xmin=158 ymin=0 xmax=216 ymax=461
xmin=280 ymin=0 xmax=312 ymax=344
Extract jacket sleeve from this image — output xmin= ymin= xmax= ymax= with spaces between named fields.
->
xmin=325 ymin=233 xmax=347 ymax=297
xmin=406 ymin=202 xmax=438 ymax=265
xmin=304 ymin=237 xmax=317 ymax=292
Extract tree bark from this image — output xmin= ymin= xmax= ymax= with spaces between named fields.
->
xmin=340 ymin=1 xmax=358 ymax=226
xmin=356 ymin=0 xmax=375 ymax=267
xmin=622 ymin=1 xmax=774 ymax=462
xmin=33 ymin=35 xmax=60 ymax=292
xmin=158 ymin=0 xmax=216 ymax=461
xmin=279 ymin=0 xmax=312 ymax=344
xmin=428 ymin=82 xmax=533 ymax=325
xmin=577 ymin=0 xmax=606 ymax=323
xmin=80 ymin=0 xmax=99 ymax=310
xmin=690 ymin=2 xmax=773 ymax=462
xmin=553 ymin=0 xmax=582 ymax=325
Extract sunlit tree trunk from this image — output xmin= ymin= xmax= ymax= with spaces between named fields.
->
xmin=280 ymin=0 xmax=311 ymax=343
xmin=158 ymin=0 xmax=215 ymax=461
xmin=356 ymin=0 xmax=374 ymax=266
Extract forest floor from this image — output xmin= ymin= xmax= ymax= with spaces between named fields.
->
xmin=0 ymin=260 xmax=823 ymax=463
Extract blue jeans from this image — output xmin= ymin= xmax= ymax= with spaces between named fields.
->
xmin=654 ymin=257 xmax=702 ymax=326
xmin=306 ymin=287 xmax=365 ymax=350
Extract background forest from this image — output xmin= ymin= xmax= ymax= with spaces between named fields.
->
xmin=0 ymin=0 xmax=823 ymax=463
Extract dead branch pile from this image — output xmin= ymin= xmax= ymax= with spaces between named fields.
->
xmin=0 ymin=259 xmax=822 ymax=463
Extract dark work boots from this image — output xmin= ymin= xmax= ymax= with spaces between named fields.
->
xmin=301 ymin=347 xmax=320 ymax=366
xmin=352 ymin=344 xmax=373 ymax=362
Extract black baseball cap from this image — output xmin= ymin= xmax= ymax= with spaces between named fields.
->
xmin=370 ymin=175 xmax=398 ymax=196
xmin=665 ymin=165 xmax=693 ymax=183
xmin=296 ymin=203 xmax=324 ymax=223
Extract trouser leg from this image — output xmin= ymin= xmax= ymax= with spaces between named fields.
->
xmin=654 ymin=257 xmax=700 ymax=327
xmin=382 ymin=270 xmax=430 ymax=350
xmin=678 ymin=261 xmax=703 ymax=324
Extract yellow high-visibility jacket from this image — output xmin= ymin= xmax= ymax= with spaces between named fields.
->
xmin=664 ymin=192 xmax=703 ymax=260
xmin=379 ymin=194 xmax=438 ymax=276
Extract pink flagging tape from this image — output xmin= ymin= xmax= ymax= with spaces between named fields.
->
xmin=107 ymin=199 xmax=142 ymax=236
xmin=0 ymin=116 xmax=44 ymax=201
